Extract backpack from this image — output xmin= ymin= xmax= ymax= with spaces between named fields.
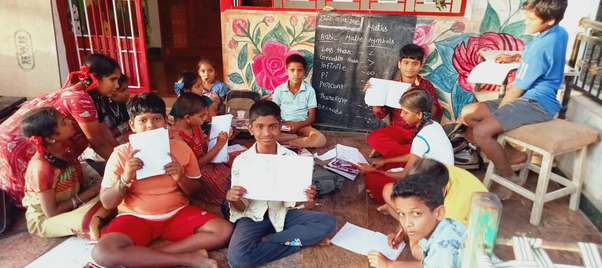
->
xmin=443 ymin=123 xmax=481 ymax=170
xmin=313 ymin=164 xmax=345 ymax=197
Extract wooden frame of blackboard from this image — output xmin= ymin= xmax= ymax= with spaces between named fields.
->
xmin=311 ymin=11 xmax=417 ymax=132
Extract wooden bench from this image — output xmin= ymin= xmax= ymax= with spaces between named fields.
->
xmin=482 ymin=119 xmax=599 ymax=225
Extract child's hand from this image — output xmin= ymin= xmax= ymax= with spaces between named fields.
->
xmin=367 ymin=251 xmax=390 ymax=268
xmin=387 ymin=231 xmax=404 ymax=249
xmin=494 ymin=54 xmax=519 ymax=63
xmin=356 ymin=163 xmax=376 ymax=173
xmin=363 ymin=81 xmax=371 ymax=93
xmin=371 ymin=159 xmax=386 ymax=170
xmin=217 ymin=131 xmax=229 ymax=147
xmin=304 ymin=184 xmax=317 ymax=201
xmin=228 ymin=127 xmax=237 ymax=141
xmin=164 ymin=153 xmax=183 ymax=182
xmin=123 ymin=149 xmax=142 ymax=184
xmin=226 ymin=186 xmax=247 ymax=202
xmin=283 ymin=121 xmax=298 ymax=134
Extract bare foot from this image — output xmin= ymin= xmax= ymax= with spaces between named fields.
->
xmin=376 ymin=204 xmax=390 ymax=215
xmin=316 ymin=238 xmax=331 ymax=246
xmin=190 ymin=250 xmax=217 ymax=268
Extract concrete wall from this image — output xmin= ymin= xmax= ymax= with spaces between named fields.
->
xmin=0 ymin=0 xmax=62 ymax=98
xmin=557 ymin=92 xmax=602 ymax=212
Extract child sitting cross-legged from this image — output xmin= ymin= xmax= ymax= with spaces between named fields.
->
xmin=367 ymin=174 xmax=466 ymax=268
xmin=170 ymin=92 xmax=240 ymax=205
xmin=226 ymin=100 xmax=337 ymax=268
xmin=273 ymin=54 xmax=326 ymax=148
xmin=92 ymin=93 xmax=232 ymax=268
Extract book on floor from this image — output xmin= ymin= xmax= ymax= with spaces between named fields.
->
xmin=324 ymin=144 xmax=368 ymax=181
xmin=364 ymin=78 xmax=412 ymax=109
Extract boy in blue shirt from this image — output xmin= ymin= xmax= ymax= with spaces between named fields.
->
xmin=226 ymin=100 xmax=337 ymax=267
xmin=367 ymin=174 xmax=465 ymax=267
xmin=461 ymin=0 xmax=568 ymax=200
xmin=273 ymin=54 xmax=326 ymax=148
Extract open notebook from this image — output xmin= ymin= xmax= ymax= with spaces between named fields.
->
xmin=324 ymin=144 xmax=368 ymax=181
xmin=364 ymin=78 xmax=412 ymax=109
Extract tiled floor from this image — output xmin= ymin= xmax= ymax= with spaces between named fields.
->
xmin=1 ymin=131 xmax=601 ymax=267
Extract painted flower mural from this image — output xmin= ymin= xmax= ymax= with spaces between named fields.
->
xmin=414 ymin=22 xmax=435 ymax=57
xmin=252 ymin=41 xmax=302 ymax=91
xmin=422 ymin=1 xmax=533 ymax=121
xmin=452 ymin=33 xmax=524 ymax=91
xmin=227 ymin=14 xmax=316 ymax=95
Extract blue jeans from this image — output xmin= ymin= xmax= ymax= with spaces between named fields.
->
xmin=227 ymin=209 xmax=337 ymax=268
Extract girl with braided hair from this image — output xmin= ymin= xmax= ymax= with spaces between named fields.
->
xmin=20 ymin=107 xmax=108 ymax=239
xmin=359 ymin=88 xmax=454 ymax=205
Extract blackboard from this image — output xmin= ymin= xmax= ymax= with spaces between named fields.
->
xmin=311 ymin=12 xmax=417 ymax=131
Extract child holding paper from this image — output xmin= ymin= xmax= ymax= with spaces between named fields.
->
xmin=92 ymin=93 xmax=232 ymax=268
xmin=359 ymin=89 xmax=454 ymax=205
xmin=226 ymin=100 xmax=337 ymax=267
xmin=364 ymin=44 xmax=442 ymax=162
xmin=460 ymin=0 xmax=568 ymax=200
xmin=273 ymin=54 xmax=326 ymax=148
xmin=367 ymin=175 xmax=465 ymax=268
xmin=170 ymin=92 xmax=239 ymax=205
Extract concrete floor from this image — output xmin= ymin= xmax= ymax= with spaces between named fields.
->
xmin=1 ymin=131 xmax=601 ymax=267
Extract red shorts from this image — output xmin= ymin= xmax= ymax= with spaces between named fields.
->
xmin=104 ymin=205 xmax=218 ymax=246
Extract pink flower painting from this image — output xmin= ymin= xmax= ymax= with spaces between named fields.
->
xmin=251 ymin=41 xmax=303 ymax=92
xmin=414 ymin=22 xmax=435 ymax=56
xmin=452 ymin=33 xmax=525 ymax=91
xmin=232 ymin=19 xmax=248 ymax=36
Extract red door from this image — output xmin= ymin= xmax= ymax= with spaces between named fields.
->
xmin=56 ymin=0 xmax=149 ymax=95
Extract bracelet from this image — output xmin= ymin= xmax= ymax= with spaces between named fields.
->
xmin=119 ymin=176 xmax=132 ymax=188
xmin=71 ymin=198 xmax=78 ymax=209
xmin=75 ymin=194 xmax=84 ymax=204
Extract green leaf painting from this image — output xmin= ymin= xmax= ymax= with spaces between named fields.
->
xmin=262 ymin=22 xmax=290 ymax=48
xmin=480 ymin=2 xmax=501 ymax=34
xmin=228 ymin=73 xmax=244 ymax=85
xmin=237 ymin=44 xmax=248 ymax=70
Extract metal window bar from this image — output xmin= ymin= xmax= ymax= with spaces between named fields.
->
xmin=125 ymin=0 xmax=141 ymax=89
xmin=67 ymin=0 xmax=82 ymax=67
xmin=81 ymin=0 xmax=95 ymax=55
xmin=569 ymin=18 xmax=602 ymax=105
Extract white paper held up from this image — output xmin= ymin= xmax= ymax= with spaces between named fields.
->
xmin=209 ymin=114 xmax=233 ymax=163
xmin=331 ymin=222 xmax=405 ymax=261
xmin=129 ymin=128 xmax=171 ymax=180
xmin=364 ymin=78 xmax=411 ymax=109
xmin=467 ymin=61 xmax=520 ymax=85
xmin=236 ymin=155 xmax=313 ymax=202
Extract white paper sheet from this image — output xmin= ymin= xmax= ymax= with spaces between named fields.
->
xmin=209 ymin=114 xmax=233 ymax=163
xmin=314 ymin=148 xmax=337 ymax=161
xmin=129 ymin=128 xmax=171 ymax=180
xmin=331 ymin=222 xmax=405 ymax=261
xmin=336 ymin=144 xmax=368 ymax=165
xmin=364 ymin=78 xmax=411 ymax=109
xmin=227 ymin=144 xmax=247 ymax=153
xmin=467 ymin=61 xmax=520 ymax=85
xmin=26 ymin=237 xmax=98 ymax=268
xmin=236 ymin=155 xmax=313 ymax=202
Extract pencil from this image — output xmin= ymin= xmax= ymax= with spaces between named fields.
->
xmin=394 ymin=227 xmax=404 ymax=241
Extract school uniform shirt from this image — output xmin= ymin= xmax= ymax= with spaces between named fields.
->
xmin=419 ymin=218 xmax=466 ymax=268
xmin=443 ymin=164 xmax=488 ymax=225
xmin=229 ymin=142 xmax=297 ymax=232
xmin=409 ymin=122 xmax=454 ymax=165
xmin=101 ymin=139 xmax=201 ymax=218
xmin=273 ymin=80 xmax=318 ymax=122
xmin=514 ymin=24 xmax=568 ymax=116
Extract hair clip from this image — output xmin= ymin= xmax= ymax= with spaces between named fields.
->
xmin=174 ymin=81 xmax=184 ymax=95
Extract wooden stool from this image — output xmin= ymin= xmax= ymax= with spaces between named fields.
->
xmin=483 ymin=119 xmax=599 ymax=225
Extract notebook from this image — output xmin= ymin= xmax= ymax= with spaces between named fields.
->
xmin=364 ymin=78 xmax=412 ymax=109
xmin=324 ymin=144 xmax=368 ymax=181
